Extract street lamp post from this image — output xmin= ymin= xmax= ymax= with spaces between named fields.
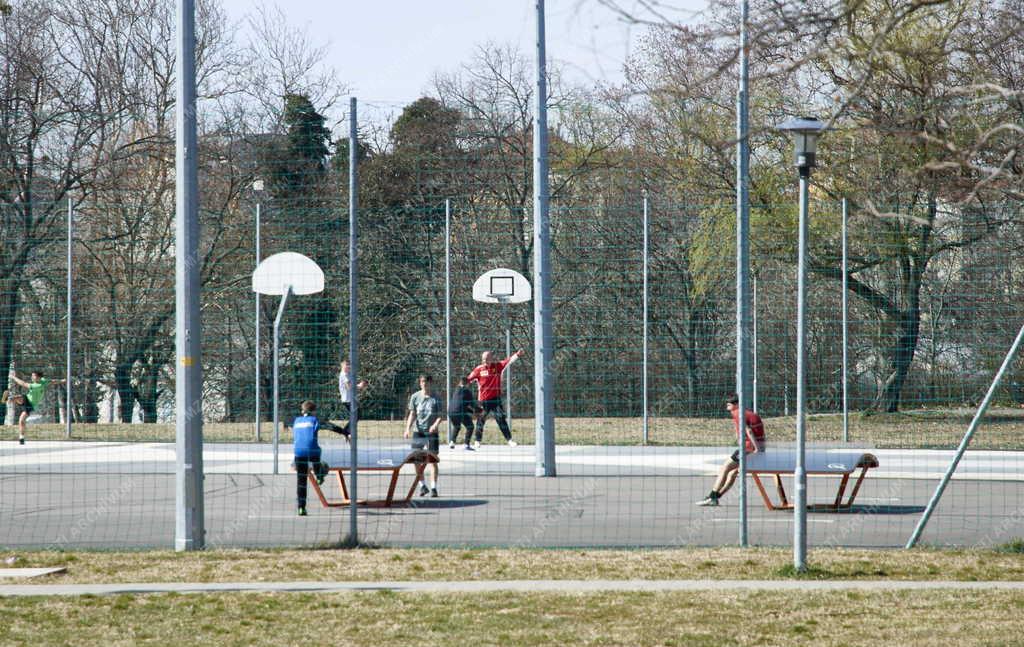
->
xmin=776 ymin=116 xmax=826 ymax=572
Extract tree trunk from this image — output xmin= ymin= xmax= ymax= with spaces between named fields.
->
xmin=137 ymin=361 xmax=161 ymax=423
xmin=685 ymin=317 xmax=700 ymax=416
xmin=114 ymin=363 xmax=136 ymax=423
xmin=0 ymin=282 xmax=21 ymax=426
xmin=881 ymin=313 xmax=921 ymax=412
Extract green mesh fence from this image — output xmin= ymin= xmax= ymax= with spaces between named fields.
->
xmin=3 ymin=180 xmax=1024 ymax=549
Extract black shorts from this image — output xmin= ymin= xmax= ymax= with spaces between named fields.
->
xmin=411 ymin=430 xmax=440 ymax=454
xmin=19 ymin=398 xmax=33 ymax=415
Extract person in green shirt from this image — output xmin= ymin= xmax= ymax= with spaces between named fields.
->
xmin=403 ymin=374 xmax=442 ymax=497
xmin=8 ymin=370 xmax=64 ymax=445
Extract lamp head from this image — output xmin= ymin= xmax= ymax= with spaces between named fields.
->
xmin=776 ymin=116 xmax=827 ymax=173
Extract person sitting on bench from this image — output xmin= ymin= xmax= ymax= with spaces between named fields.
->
xmin=697 ymin=393 xmax=765 ymax=507
xmin=293 ymin=400 xmax=349 ymax=517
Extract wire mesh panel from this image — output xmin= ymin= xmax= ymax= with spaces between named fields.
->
xmin=2 ymin=0 xmax=1024 ymax=551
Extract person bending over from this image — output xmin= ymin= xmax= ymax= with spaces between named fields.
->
xmin=293 ymin=400 xmax=349 ymax=516
xmin=697 ymin=394 xmax=766 ymax=507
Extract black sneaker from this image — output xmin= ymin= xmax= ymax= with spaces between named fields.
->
xmin=297 ymin=507 xmax=307 ymax=516
xmin=464 ymin=444 xmax=474 ymax=451
xmin=696 ymin=493 xmax=719 ymax=507
xmin=18 ymin=438 xmax=25 ymax=445
xmin=419 ymin=484 xmax=429 ymax=497
xmin=430 ymin=488 xmax=439 ymax=498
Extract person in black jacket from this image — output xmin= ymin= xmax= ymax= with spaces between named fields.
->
xmin=447 ymin=378 xmax=479 ymax=450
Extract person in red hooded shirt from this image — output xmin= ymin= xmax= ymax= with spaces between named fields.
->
xmin=465 ymin=349 xmax=524 ymax=448
xmin=697 ymin=393 xmax=766 ymax=507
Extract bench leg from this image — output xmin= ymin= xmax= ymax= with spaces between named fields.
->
xmin=308 ymin=471 xmax=331 ymax=508
xmin=845 ymin=466 xmax=870 ymax=507
xmin=336 ymin=470 xmax=349 ymax=501
xmin=751 ymin=474 xmax=779 ymax=511
xmin=773 ymin=474 xmax=790 ymax=507
xmin=405 ymin=463 xmax=426 ymax=502
xmin=833 ymin=473 xmax=851 ymax=509
xmin=385 ymin=467 xmax=402 ymax=505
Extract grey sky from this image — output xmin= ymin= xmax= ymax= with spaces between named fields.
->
xmin=220 ymin=1 xmax=708 ymax=110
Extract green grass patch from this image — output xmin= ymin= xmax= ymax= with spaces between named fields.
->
xmin=996 ymin=539 xmax=1024 ymax=554
xmin=2 ymin=589 xmax=1023 ymax=646
xmin=775 ymin=564 xmax=836 ymax=579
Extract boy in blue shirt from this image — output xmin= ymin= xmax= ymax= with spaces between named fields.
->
xmin=293 ymin=400 xmax=348 ymax=516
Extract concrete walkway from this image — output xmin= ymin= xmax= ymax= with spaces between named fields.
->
xmin=3 ymin=579 xmax=1024 ymax=596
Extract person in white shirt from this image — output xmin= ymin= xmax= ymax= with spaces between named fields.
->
xmin=337 ymin=359 xmax=368 ymax=435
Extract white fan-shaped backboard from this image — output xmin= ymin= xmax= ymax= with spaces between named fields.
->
xmin=473 ymin=268 xmax=532 ymax=304
xmin=252 ymin=252 xmax=325 ymax=296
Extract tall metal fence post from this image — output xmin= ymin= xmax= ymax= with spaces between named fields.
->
xmin=642 ymin=197 xmax=649 ymax=445
xmin=255 ymin=202 xmax=261 ymax=443
xmin=445 ymin=199 xmax=452 ymax=444
xmin=65 ymin=197 xmax=73 ymax=438
xmin=842 ymin=198 xmax=849 ymax=443
xmin=906 ymin=320 xmax=1024 ymax=548
xmin=752 ymin=277 xmax=758 ymax=412
xmin=175 ymin=0 xmax=204 ymax=551
xmin=735 ymin=0 xmax=752 ymax=547
xmin=348 ymin=97 xmax=360 ymax=545
xmin=533 ymin=0 xmax=555 ymax=477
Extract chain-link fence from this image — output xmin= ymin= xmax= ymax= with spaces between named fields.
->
xmin=3 ymin=0 xmax=1024 ymax=551
xmin=3 ymin=184 xmax=1024 ymax=549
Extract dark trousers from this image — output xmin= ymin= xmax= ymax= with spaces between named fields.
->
xmin=295 ymin=453 xmax=326 ymax=508
xmin=340 ymin=402 xmax=351 ymax=435
xmin=475 ymin=398 xmax=511 ymax=441
xmin=449 ymin=412 xmax=474 ymax=444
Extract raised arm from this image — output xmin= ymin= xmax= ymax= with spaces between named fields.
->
xmin=501 ymin=349 xmax=525 ymax=370
xmin=8 ymin=372 xmax=28 ymax=388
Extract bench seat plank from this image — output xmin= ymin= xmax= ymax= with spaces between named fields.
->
xmin=743 ymin=450 xmax=879 ymax=511
xmin=304 ymin=448 xmax=438 ymax=508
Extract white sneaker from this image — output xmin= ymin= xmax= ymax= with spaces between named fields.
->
xmin=473 ymin=440 xmax=481 ymax=450
xmin=696 ymin=496 xmax=719 ymax=507
xmin=507 ymin=439 xmax=518 ymax=447
xmin=449 ymin=441 xmax=455 ymax=449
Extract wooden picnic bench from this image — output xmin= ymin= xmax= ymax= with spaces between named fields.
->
xmin=744 ymin=450 xmax=879 ymax=511
xmin=304 ymin=447 xmax=439 ymax=508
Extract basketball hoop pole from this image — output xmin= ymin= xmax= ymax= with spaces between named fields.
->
xmin=505 ymin=301 xmax=512 ymax=427
xmin=271 ymin=285 xmax=292 ymax=475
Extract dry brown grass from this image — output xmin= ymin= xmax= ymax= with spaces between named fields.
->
xmin=3 ymin=546 xmax=1024 ymax=584
xmin=8 ymin=407 xmax=1024 ymax=449
xmin=2 ymin=588 xmax=1023 ymax=646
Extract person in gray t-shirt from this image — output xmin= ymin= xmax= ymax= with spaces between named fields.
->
xmin=404 ymin=374 xmax=441 ymax=497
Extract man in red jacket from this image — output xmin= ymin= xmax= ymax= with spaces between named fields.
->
xmin=697 ymin=393 xmax=766 ymax=507
xmin=466 ymin=349 xmax=524 ymax=448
